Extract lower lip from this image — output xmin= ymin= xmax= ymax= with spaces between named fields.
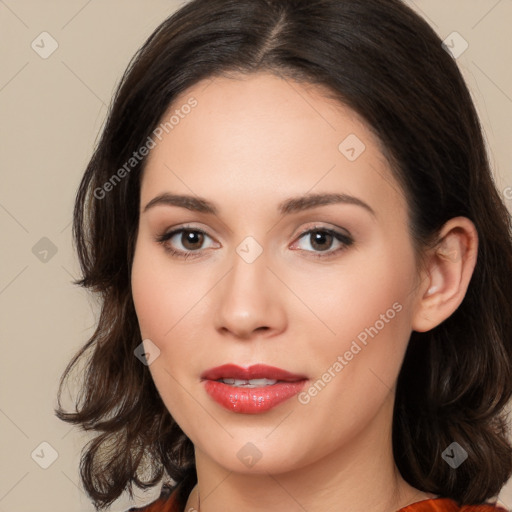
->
xmin=203 ymin=380 xmax=307 ymax=414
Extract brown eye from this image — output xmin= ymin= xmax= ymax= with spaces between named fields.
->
xmin=309 ymin=230 xmax=335 ymax=251
xmin=180 ymin=230 xmax=205 ymax=250
xmin=292 ymin=227 xmax=354 ymax=258
xmin=156 ymin=227 xmax=216 ymax=259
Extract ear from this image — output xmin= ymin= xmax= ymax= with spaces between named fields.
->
xmin=411 ymin=216 xmax=478 ymax=333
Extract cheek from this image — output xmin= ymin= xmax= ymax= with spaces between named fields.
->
xmin=131 ymin=250 xmax=167 ymax=339
xmin=131 ymin=243 xmax=201 ymax=422
xmin=131 ymin=240 xmax=200 ymax=340
xmin=295 ymin=238 xmax=416 ymax=401
xmin=297 ymin=245 xmax=413 ymax=349
xmin=131 ymin=239 xmax=214 ymax=400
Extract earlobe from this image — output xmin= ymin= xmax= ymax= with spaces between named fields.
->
xmin=411 ymin=217 xmax=478 ymax=333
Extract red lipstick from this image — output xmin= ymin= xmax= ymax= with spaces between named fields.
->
xmin=201 ymin=364 xmax=307 ymax=414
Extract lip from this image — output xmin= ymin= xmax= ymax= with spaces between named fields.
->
xmin=201 ymin=364 xmax=308 ymax=414
xmin=201 ymin=364 xmax=307 ymax=382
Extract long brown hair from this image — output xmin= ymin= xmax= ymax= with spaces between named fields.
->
xmin=56 ymin=0 xmax=512 ymax=509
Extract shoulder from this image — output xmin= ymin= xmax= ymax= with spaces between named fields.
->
xmin=126 ymin=485 xmax=180 ymax=512
xmin=398 ymin=498 xmax=509 ymax=512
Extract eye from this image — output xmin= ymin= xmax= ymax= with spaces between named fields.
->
xmin=291 ymin=227 xmax=353 ymax=258
xmin=155 ymin=225 xmax=354 ymax=260
xmin=156 ymin=226 xmax=217 ymax=259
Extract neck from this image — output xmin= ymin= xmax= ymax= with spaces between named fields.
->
xmin=185 ymin=395 xmax=432 ymax=512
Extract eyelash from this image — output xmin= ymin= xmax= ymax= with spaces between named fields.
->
xmin=155 ymin=224 xmax=354 ymax=260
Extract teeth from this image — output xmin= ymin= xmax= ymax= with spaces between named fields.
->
xmin=220 ymin=378 xmax=278 ymax=388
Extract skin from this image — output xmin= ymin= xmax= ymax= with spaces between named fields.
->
xmin=131 ymin=72 xmax=478 ymax=512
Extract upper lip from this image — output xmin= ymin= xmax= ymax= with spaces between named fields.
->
xmin=201 ymin=364 xmax=307 ymax=382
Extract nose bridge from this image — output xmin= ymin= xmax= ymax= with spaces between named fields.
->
xmin=225 ymin=237 xmax=270 ymax=310
xmin=214 ymin=236 xmax=285 ymax=337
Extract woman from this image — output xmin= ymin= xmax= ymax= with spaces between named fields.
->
xmin=56 ymin=0 xmax=512 ymax=511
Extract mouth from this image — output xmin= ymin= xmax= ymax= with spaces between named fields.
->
xmin=200 ymin=363 xmax=307 ymax=382
xmin=201 ymin=364 xmax=308 ymax=414
xmin=214 ymin=377 xmax=280 ymax=388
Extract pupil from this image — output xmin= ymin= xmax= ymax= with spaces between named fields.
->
xmin=183 ymin=231 xmax=203 ymax=250
xmin=311 ymin=231 xmax=332 ymax=251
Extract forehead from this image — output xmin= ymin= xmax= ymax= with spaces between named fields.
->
xmin=140 ymin=72 xmax=405 ymax=221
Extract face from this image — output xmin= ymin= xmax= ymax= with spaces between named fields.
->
xmin=131 ymin=71 xmax=424 ymax=474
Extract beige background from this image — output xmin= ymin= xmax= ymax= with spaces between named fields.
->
xmin=1 ymin=1 xmax=511 ymax=511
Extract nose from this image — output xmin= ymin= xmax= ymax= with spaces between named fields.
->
xmin=213 ymin=244 xmax=287 ymax=340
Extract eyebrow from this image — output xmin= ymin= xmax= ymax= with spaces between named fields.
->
xmin=143 ymin=192 xmax=376 ymax=217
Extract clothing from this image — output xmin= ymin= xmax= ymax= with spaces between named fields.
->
xmin=127 ymin=487 xmax=509 ymax=512
xmin=398 ymin=498 xmax=508 ymax=511
xmin=127 ymin=486 xmax=177 ymax=512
